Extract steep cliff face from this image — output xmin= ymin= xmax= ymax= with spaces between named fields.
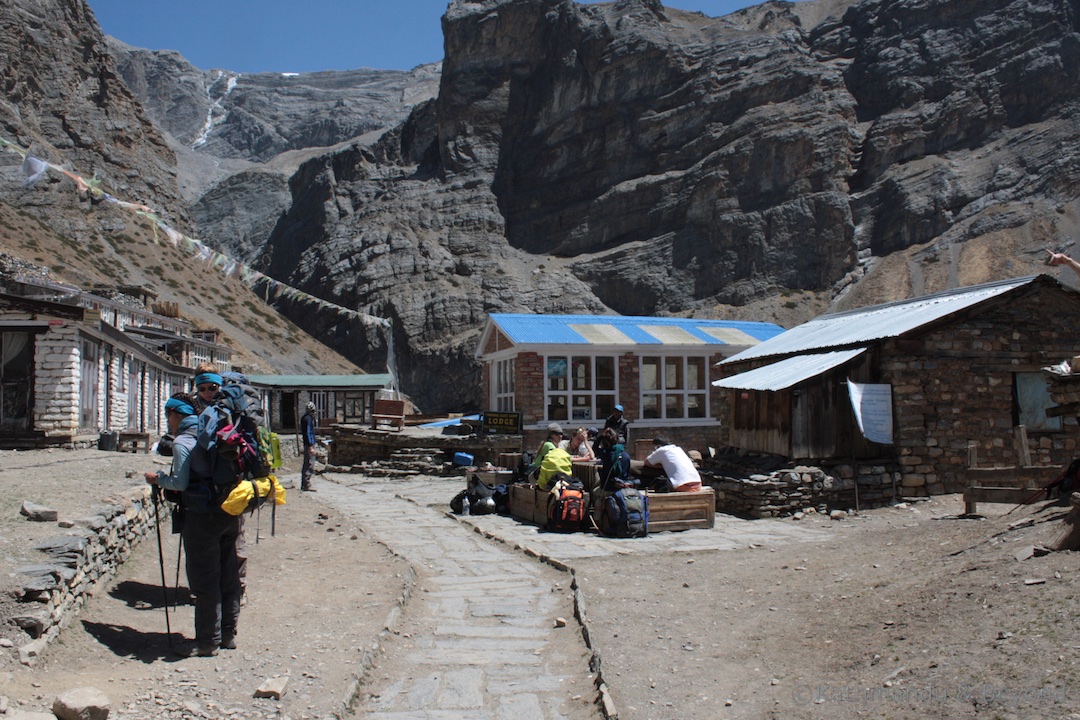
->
xmin=254 ymin=0 xmax=1080 ymax=411
xmin=0 ymin=0 xmax=181 ymax=216
xmin=108 ymin=39 xmax=441 ymax=261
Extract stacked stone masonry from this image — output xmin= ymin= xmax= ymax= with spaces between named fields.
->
xmin=12 ymin=485 xmax=156 ymax=666
xmin=704 ymin=463 xmax=903 ymax=518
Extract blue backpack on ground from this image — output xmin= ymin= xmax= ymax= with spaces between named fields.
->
xmin=601 ymin=487 xmax=648 ymax=538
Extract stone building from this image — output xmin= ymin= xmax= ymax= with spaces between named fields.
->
xmin=0 ymin=281 xmax=231 ymax=447
xmin=714 ymin=275 xmax=1080 ymax=495
xmin=475 ymin=313 xmax=785 ymax=454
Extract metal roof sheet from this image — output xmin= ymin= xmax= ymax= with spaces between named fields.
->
xmin=722 ymin=276 xmax=1038 ymax=364
xmin=246 ymin=374 xmax=393 ymax=389
xmin=488 ymin=314 xmax=785 ymax=347
xmin=713 ymin=349 xmax=866 ymax=391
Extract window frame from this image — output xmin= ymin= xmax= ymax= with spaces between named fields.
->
xmin=544 ymin=353 xmax=618 ymax=423
xmin=640 ymin=354 xmax=710 ymax=421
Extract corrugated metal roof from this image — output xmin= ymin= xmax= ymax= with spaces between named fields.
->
xmin=723 ymin=276 xmax=1038 ymax=364
xmin=713 ymin=349 xmax=866 ymax=391
xmin=246 ymin=374 xmax=393 ymax=389
xmin=488 ymin=314 xmax=785 ymax=347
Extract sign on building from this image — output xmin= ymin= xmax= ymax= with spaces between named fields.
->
xmin=482 ymin=411 xmax=522 ymax=435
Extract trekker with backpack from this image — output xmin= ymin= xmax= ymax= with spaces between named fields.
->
xmin=301 ymin=401 xmax=317 ymax=491
xmin=146 ymin=392 xmax=243 ymax=657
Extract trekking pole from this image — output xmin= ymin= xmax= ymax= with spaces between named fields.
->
xmin=151 ymin=486 xmax=173 ymax=647
xmin=1004 ymin=466 xmax=1070 ymax=515
xmin=173 ymin=534 xmax=184 ymax=611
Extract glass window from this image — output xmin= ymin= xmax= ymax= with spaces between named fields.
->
xmin=639 ymin=355 xmax=710 ymax=420
xmin=687 ymin=357 xmax=706 ymax=390
xmin=548 ymin=357 xmax=567 ymax=392
xmin=493 ymin=358 xmax=515 ymax=412
xmin=641 ymin=357 xmax=660 ymax=391
xmin=596 ymin=356 xmax=615 ymax=392
xmin=545 ymin=355 xmax=617 ymax=422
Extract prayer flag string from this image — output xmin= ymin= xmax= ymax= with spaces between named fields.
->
xmin=1 ymin=135 xmax=396 ymax=387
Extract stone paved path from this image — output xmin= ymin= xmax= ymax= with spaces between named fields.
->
xmin=310 ymin=471 xmax=829 ymax=719
xmin=314 ymin=473 xmax=598 ymax=719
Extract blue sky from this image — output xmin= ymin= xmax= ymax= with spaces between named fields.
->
xmin=87 ymin=0 xmax=783 ymax=74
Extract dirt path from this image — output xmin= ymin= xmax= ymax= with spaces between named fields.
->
xmin=0 ymin=453 xmax=410 ymax=720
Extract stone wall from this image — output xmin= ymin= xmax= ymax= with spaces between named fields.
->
xmin=12 ymin=485 xmax=156 ymax=666
xmin=882 ymin=289 xmax=1080 ymax=495
xmin=33 ymin=325 xmax=80 ymax=437
xmin=705 ymin=463 xmax=902 ymax=518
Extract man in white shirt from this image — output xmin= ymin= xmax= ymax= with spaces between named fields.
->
xmin=644 ymin=435 xmax=702 ymax=492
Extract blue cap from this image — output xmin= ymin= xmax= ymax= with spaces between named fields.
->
xmin=164 ymin=397 xmax=195 ymax=416
xmin=614 ymin=404 xmax=624 ymax=412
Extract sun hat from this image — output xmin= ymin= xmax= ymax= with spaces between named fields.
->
xmin=547 ymin=422 xmax=563 ymax=435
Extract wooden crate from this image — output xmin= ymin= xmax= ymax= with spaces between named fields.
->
xmin=593 ymin=487 xmax=715 ymax=533
xmin=571 ymin=463 xmax=601 ymax=493
xmin=510 ymin=484 xmax=592 ymax=528
xmin=510 ymin=484 xmax=550 ymax=526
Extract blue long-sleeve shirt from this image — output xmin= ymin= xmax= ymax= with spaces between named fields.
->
xmin=155 ymin=416 xmax=199 ymax=492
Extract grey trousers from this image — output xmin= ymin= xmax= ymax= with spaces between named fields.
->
xmin=182 ymin=510 xmax=242 ymax=646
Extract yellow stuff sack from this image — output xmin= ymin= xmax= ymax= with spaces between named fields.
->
xmin=220 ymin=475 xmax=286 ymax=516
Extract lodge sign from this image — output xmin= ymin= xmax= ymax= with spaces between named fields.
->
xmin=482 ymin=411 xmax=522 ymax=435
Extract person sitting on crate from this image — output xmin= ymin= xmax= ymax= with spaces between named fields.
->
xmin=643 ymin=435 xmax=702 ymax=493
xmin=560 ymin=427 xmax=595 ymax=462
xmin=527 ymin=423 xmax=564 ymax=479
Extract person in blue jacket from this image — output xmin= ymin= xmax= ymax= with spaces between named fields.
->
xmin=145 ymin=392 xmax=242 ymax=657
xmin=301 ymin=401 xmax=317 ymax=491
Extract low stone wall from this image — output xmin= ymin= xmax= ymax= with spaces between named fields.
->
xmin=704 ymin=463 xmax=903 ymax=518
xmin=12 ymin=485 xmax=156 ymax=665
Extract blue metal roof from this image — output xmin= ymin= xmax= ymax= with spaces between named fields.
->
xmin=487 ymin=314 xmax=785 ymax=347
xmin=722 ymin=276 xmax=1044 ymax=364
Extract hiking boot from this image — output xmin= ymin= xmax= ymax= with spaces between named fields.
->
xmin=175 ymin=642 xmax=217 ymax=658
xmin=302 ymin=485 xmax=316 ymax=492
xmin=220 ymin=634 xmax=237 ymax=650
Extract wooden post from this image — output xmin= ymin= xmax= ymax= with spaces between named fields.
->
xmin=1015 ymin=425 xmax=1032 ymax=467
xmin=967 ymin=441 xmax=978 ymax=469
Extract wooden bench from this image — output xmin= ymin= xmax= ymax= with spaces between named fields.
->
xmin=371 ymin=399 xmax=406 ymax=432
xmin=592 ymin=487 xmax=716 ymax=533
xmin=117 ymin=431 xmax=152 ymax=454
xmin=509 ymin=482 xmax=715 ymax=533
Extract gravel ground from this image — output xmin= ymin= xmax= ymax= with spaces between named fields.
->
xmin=0 ymin=448 xmax=409 ymax=720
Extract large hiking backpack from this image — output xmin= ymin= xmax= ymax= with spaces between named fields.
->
xmin=196 ymin=377 xmax=280 ymax=515
xmin=600 ymin=487 xmax=649 ymax=538
xmin=547 ymin=475 xmax=586 ymax=532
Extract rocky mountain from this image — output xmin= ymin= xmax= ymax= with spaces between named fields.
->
xmin=4 ymin=0 xmax=1080 ymax=411
xmin=0 ymin=0 xmax=361 ymax=375
xmin=248 ymin=0 xmax=1080 ymax=410
xmin=107 ymin=38 xmax=441 ymax=260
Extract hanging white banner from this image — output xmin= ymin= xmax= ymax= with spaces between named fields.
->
xmin=847 ymin=380 xmax=894 ymax=444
